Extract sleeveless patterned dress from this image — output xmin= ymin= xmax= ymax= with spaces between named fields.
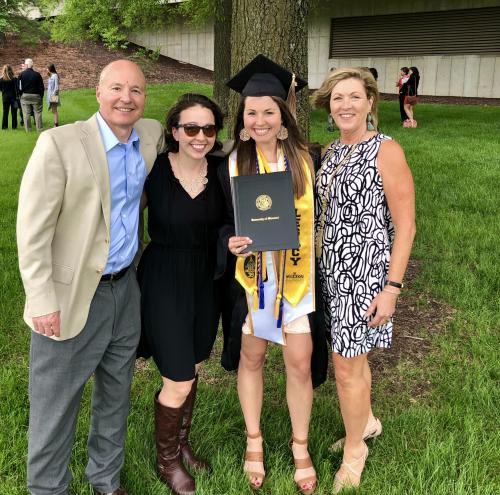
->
xmin=315 ymin=134 xmax=395 ymax=358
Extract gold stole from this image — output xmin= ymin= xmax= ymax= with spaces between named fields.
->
xmin=232 ymin=146 xmax=314 ymax=317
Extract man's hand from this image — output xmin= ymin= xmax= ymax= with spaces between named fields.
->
xmin=32 ymin=311 xmax=61 ymax=337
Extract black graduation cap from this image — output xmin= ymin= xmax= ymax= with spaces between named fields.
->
xmin=226 ymin=54 xmax=308 ymax=100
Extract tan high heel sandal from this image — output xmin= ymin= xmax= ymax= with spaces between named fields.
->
xmin=330 ymin=417 xmax=382 ymax=453
xmin=333 ymin=442 xmax=369 ymax=493
xmin=289 ymin=436 xmax=317 ymax=495
xmin=244 ymin=431 xmax=265 ymax=489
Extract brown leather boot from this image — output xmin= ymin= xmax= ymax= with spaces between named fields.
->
xmin=179 ymin=376 xmax=211 ymax=472
xmin=154 ymin=392 xmax=195 ymax=495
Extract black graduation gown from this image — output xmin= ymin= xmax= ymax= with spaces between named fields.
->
xmin=215 ymin=157 xmax=328 ymax=389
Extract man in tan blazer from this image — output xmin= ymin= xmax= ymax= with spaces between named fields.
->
xmin=17 ymin=60 xmax=164 ymax=495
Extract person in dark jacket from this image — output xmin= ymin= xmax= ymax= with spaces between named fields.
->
xmin=396 ymin=67 xmax=410 ymax=122
xmin=16 ymin=62 xmax=26 ymax=127
xmin=0 ymin=65 xmax=18 ymax=130
xmin=18 ymin=58 xmax=44 ymax=132
xmin=402 ymin=67 xmax=420 ymax=128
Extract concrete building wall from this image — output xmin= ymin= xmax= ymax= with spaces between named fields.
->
xmin=321 ymin=55 xmax=500 ymax=98
xmin=131 ymin=1 xmax=500 ymax=98
xmin=308 ymin=16 xmax=331 ymax=92
xmin=318 ymin=0 xmax=500 ymax=17
xmin=309 ymin=1 xmax=500 ymax=97
xmin=129 ymin=18 xmax=214 ymax=71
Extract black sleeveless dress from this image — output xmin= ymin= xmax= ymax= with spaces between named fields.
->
xmin=137 ymin=153 xmax=226 ymax=381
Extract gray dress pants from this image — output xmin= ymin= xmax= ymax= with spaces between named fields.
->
xmin=20 ymin=93 xmax=43 ymax=131
xmin=27 ymin=268 xmax=141 ymax=495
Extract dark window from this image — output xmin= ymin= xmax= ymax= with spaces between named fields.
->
xmin=330 ymin=7 xmax=500 ymax=57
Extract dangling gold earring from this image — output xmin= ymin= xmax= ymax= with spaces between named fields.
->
xmin=277 ymin=125 xmax=288 ymax=140
xmin=239 ymin=128 xmax=250 ymax=141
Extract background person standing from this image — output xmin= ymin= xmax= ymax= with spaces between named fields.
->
xmin=0 ymin=65 xmax=18 ymax=130
xmin=396 ymin=67 xmax=410 ymax=123
xmin=17 ymin=61 xmax=26 ymax=127
xmin=46 ymin=64 xmax=60 ymax=127
xmin=18 ymin=58 xmax=44 ymax=132
xmin=402 ymin=67 xmax=420 ymax=128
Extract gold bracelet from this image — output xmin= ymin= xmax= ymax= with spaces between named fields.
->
xmin=383 ymin=288 xmax=400 ymax=295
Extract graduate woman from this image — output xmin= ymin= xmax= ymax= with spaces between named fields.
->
xmin=220 ymin=55 xmax=322 ymax=494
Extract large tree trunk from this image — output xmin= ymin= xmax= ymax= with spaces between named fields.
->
xmin=228 ymin=0 xmax=310 ymax=139
xmin=213 ymin=0 xmax=232 ymax=115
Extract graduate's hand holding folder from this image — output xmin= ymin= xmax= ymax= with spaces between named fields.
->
xmin=230 ymin=171 xmax=299 ymax=254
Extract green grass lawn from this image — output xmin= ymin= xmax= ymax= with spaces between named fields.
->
xmin=0 ymin=85 xmax=499 ymax=494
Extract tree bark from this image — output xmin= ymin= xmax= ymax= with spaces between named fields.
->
xmin=228 ymin=0 xmax=310 ymax=139
xmin=213 ymin=0 xmax=232 ymax=115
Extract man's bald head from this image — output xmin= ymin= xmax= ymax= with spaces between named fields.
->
xmin=98 ymin=59 xmax=146 ymax=87
xmin=96 ymin=59 xmax=147 ymax=142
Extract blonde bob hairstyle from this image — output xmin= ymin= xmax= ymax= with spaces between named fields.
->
xmin=312 ymin=67 xmax=380 ymax=131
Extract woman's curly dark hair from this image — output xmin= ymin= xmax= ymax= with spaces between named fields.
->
xmin=165 ymin=93 xmax=224 ymax=152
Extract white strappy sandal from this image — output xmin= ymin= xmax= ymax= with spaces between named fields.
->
xmin=330 ymin=418 xmax=382 ymax=453
xmin=333 ymin=442 xmax=369 ymax=493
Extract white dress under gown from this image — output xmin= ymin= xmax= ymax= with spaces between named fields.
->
xmin=229 ymin=153 xmax=315 ymax=345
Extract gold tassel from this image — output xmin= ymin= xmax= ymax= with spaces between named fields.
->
xmin=253 ymin=290 xmax=259 ymax=311
xmin=287 ymin=73 xmax=298 ymax=120
xmin=274 ymin=293 xmax=282 ymax=320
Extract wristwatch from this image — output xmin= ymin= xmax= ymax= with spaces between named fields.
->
xmin=386 ymin=280 xmax=404 ymax=289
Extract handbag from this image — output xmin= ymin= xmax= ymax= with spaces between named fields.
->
xmin=49 ymin=94 xmax=59 ymax=103
xmin=406 ymin=77 xmax=418 ymax=105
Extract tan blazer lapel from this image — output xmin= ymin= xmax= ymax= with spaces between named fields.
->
xmin=136 ymin=123 xmax=157 ymax=173
xmin=79 ymin=114 xmax=111 ymax=232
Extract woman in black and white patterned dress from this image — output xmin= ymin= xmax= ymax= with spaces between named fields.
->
xmin=312 ymin=68 xmax=416 ymax=493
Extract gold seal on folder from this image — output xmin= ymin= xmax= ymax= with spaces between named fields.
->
xmin=256 ymin=194 xmax=272 ymax=211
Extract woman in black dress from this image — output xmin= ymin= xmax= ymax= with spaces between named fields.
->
xmin=137 ymin=93 xmax=225 ymax=495
xmin=0 ymin=65 xmax=18 ymax=130
xmin=402 ymin=66 xmax=420 ymax=127
xmin=396 ymin=67 xmax=410 ymax=123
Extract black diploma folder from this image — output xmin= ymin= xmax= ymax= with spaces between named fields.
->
xmin=231 ymin=172 xmax=299 ymax=252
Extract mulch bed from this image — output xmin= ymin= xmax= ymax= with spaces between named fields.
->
xmin=0 ymin=36 xmax=213 ymax=89
xmin=315 ymin=259 xmax=456 ymax=398
xmin=368 ymin=260 xmax=455 ymax=397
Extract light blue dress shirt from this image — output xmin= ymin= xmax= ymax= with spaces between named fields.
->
xmin=96 ymin=112 xmax=147 ymax=274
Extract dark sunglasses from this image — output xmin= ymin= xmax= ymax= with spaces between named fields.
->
xmin=175 ymin=123 xmax=217 ymax=137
